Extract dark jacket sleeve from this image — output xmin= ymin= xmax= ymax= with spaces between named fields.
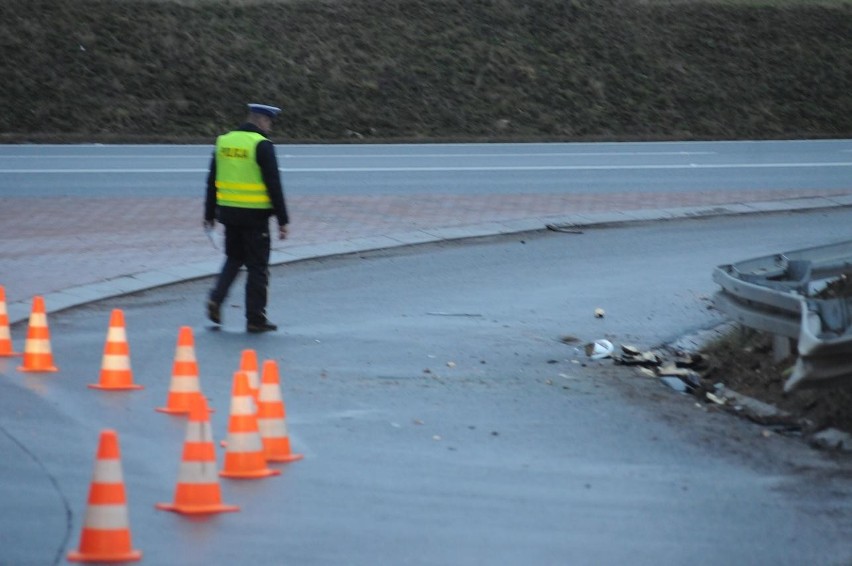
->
xmin=255 ymin=140 xmax=289 ymax=226
xmin=204 ymin=152 xmax=217 ymax=222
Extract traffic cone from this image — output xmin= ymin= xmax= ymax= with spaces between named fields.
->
xmin=67 ymin=429 xmax=142 ymax=563
xmin=238 ymin=349 xmax=261 ymax=401
xmin=258 ymin=360 xmax=303 ymax=463
xmin=157 ymin=326 xmax=205 ymax=414
xmin=0 ymin=285 xmax=19 ymax=356
xmin=157 ymin=393 xmax=239 ymax=515
xmin=89 ymin=309 xmax=142 ymax=390
xmin=220 ymin=371 xmax=280 ymax=479
xmin=17 ymin=295 xmax=57 ymax=372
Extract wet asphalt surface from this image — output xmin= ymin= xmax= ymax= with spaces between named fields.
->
xmin=2 ymin=210 xmax=852 ymax=565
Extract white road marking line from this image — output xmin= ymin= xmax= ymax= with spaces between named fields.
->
xmin=2 ymin=162 xmax=850 ymax=174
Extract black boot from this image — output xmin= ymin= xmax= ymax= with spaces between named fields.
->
xmin=206 ymin=300 xmax=222 ymax=324
xmin=247 ymin=320 xmax=278 ymax=334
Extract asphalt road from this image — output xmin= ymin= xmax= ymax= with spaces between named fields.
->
xmin=2 ymin=139 xmax=851 ymax=197
xmin=2 ymin=209 xmax=852 ymax=565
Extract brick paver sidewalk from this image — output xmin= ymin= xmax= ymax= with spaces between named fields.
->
xmin=1 ymin=188 xmax=849 ymax=308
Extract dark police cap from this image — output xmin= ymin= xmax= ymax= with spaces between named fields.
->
xmin=247 ymin=103 xmax=282 ymax=118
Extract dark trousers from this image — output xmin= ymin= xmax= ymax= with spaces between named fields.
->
xmin=209 ymin=224 xmax=271 ymax=324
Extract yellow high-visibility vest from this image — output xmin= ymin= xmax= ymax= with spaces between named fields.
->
xmin=214 ymin=131 xmax=272 ymax=209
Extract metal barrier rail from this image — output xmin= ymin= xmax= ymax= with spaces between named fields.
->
xmin=712 ymin=240 xmax=852 ymax=391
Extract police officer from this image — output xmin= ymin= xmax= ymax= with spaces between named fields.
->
xmin=204 ymin=103 xmax=289 ymax=333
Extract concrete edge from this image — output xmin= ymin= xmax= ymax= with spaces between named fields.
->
xmin=8 ymin=197 xmax=852 ymax=326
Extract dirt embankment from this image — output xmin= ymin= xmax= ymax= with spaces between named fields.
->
xmin=1 ymin=0 xmax=851 ymax=143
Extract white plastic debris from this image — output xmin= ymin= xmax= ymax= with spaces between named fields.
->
xmin=586 ymin=339 xmax=614 ymax=360
xmin=706 ymin=392 xmax=727 ymax=405
xmin=594 ymin=308 xmax=605 ymax=318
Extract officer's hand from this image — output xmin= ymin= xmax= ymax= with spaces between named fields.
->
xmin=279 ymin=224 xmax=288 ymax=240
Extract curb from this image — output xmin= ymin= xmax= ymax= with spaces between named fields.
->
xmin=8 ymin=196 xmax=852 ymax=329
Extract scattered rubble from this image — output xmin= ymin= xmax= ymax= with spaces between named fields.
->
xmin=660 ymin=376 xmax=690 ymax=394
xmin=810 ymin=428 xmax=852 ymax=452
xmin=565 ymin=326 xmax=852 ymax=452
xmin=602 ymin=339 xmax=850 ymax=451
xmin=584 ymin=339 xmax=614 ymax=360
xmin=616 ymin=344 xmax=663 ymax=367
xmin=612 ymin=343 xmax=727 ymax=399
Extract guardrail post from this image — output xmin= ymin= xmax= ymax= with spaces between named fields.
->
xmin=772 ymin=334 xmax=793 ymax=363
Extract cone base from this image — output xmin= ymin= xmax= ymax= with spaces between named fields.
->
xmin=155 ymin=406 xmax=190 ymax=415
xmin=18 ymin=365 xmax=58 ymax=372
xmin=156 ymin=405 xmax=213 ymax=415
xmin=67 ymin=549 xmax=142 ymax=563
xmin=156 ymin=502 xmax=239 ymax=515
xmin=220 ymin=468 xmax=281 ymax=479
xmin=0 ymin=351 xmax=21 ymax=357
xmin=266 ymin=452 xmax=304 ymax=463
xmin=88 ymin=383 xmax=144 ymax=390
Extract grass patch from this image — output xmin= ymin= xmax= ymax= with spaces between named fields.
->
xmin=1 ymin=0 xmax=850 ymax=142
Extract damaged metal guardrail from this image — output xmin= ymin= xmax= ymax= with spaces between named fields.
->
xmin=712 ymin=239 xmax=852 ymax=392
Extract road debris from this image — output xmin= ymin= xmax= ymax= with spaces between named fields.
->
xmin=426 ymin=312 xmax=483 ymax=317
xmin=673 ymin=352 xmax=707 ymax=368
xmin=809 ymin=428 xmax=852 ymax=452
xmin=605 ymin=343 xmax=712 ymax=395
xmin=657 ymin=363 xmax=701 ymax=388
xmin=621 ymin=344 xmax=641 ymax=356
xmin=660 ymin=376 xmax=690 ymax=393
xmin=594 ymin=308 xmax=605 ymax=318
xmin=705 ymin=392 xmax=726 ymax=405
xmin=615 ymin=344 xmax=662 ymax=367
xmin=584 ymin=339 xmax=614 ymax=360
xmin=587 ymin=335 xmax=852 ymax=449
xmin=545 ymin=223 xmax=584 ymax=234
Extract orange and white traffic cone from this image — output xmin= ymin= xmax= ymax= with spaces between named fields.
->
xmin=220 ymin=371 xmax=280 ymax=479
xmin=258 ymin=360 xmax=303 ymax=463
xmin=67 ymin=429 xmax=142 ymax=563
xmin=0 ymin=285 xmax=20 ymax=356
xmin=157 ymin=393 xmax=239 ymax=515
xmin=17 ymin=295 xmax=57 ymax=372
xmin=217 ymin=351 xmax=258 ymax=449
xmin=157 ymin=326 xmax=205 ymax=414
xmin=238 ymin=349 xmax=261 ymax=401
xmin=89 ymin=309 xmax=142 ymax=390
